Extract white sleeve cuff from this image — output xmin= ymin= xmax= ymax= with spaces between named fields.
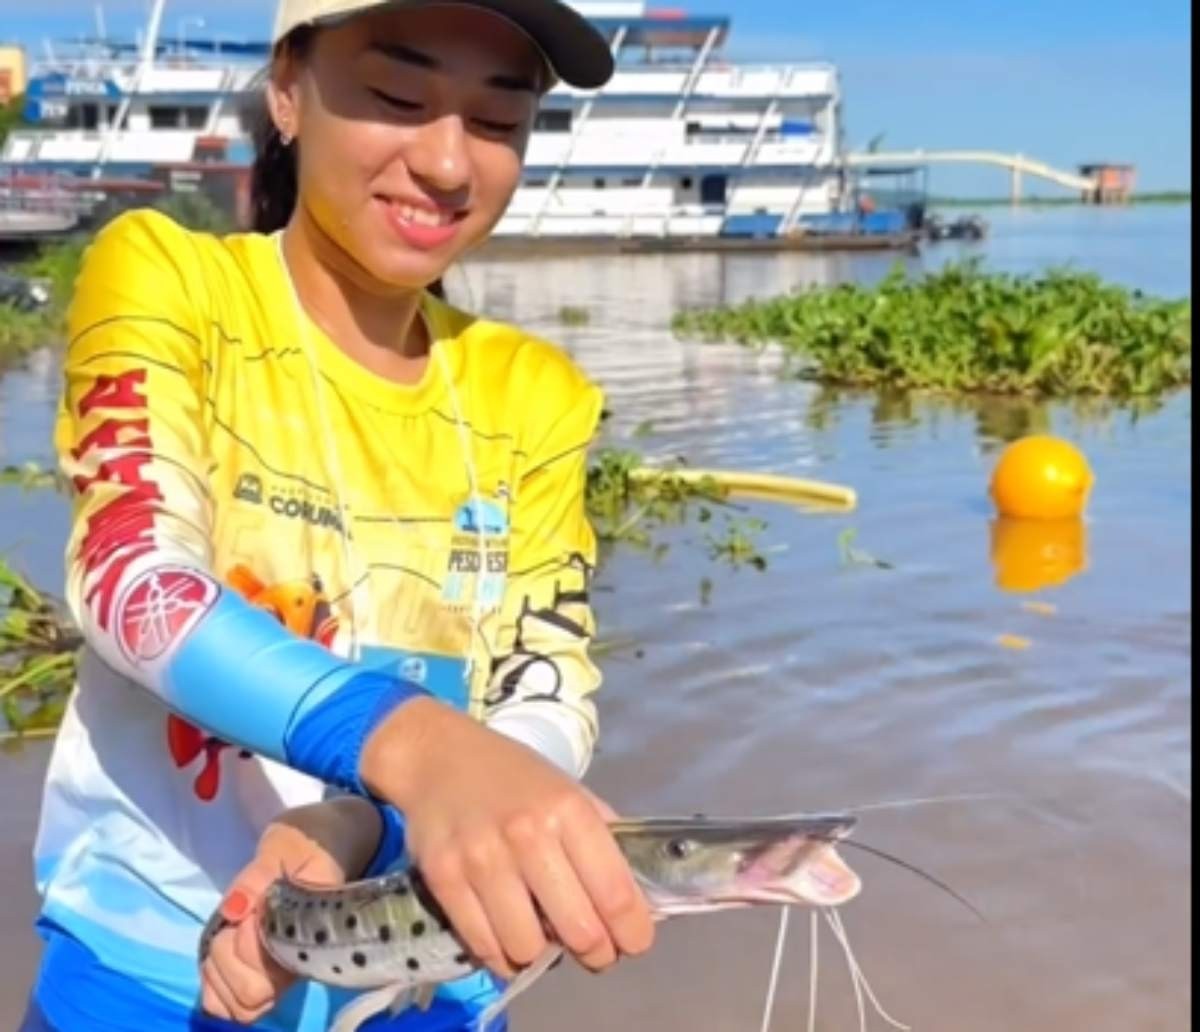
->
xmin=487 ymin=708 xmax=589 ymax=779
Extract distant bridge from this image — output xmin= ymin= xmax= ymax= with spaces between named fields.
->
xmin=844 ymin=149 xmax=1103 ymax=202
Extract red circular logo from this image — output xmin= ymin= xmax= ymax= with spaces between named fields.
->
xmin=116 ymin=568 xmax=218 ymax=664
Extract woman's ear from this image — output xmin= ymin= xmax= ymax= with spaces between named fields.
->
xmin=266 ymin=54 xmax=303 ymax=144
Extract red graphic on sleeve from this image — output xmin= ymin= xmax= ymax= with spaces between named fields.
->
xmin=116 ymin=568 xmax=219 ymax=665
xmin=72 ymin=369 xmax=163 ymax=630
xmin=167 ymin=564 xmax=340 ymax=801
xmin=166 ymin=716 xmax=231 ymax=802
xmin=79 ymin=369 xmax=149 ymax=416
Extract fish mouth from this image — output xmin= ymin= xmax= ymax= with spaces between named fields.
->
xmin=619 ymin=815 xmax=862 ymax=914
xmin=734 ymin=834 xmax=862 ymax=907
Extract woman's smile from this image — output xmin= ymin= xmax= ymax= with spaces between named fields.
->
xmin=374 ymin=193 xmax=466 ymax=250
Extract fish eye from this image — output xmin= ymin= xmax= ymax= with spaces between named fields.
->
xmin=666 ymin=837 xmax=694 ymax=860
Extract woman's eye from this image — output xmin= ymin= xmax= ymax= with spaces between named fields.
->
xmin=471 ymin=117 xmax=521 ymax=135
xmin=369 ymin=87 xmax=421 ymax=112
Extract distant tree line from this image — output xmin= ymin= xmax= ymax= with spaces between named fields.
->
xmin=0 ymin=94 xmax=26 ymax=147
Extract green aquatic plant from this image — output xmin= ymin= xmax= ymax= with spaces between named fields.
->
xmin=706 ymin=516 xmax=768 ymax=571
xmin=0 ymin=558 xmax=80 ymax=743
xmin=0 ymin=94 xmax=28 ymax=148
xmin=0 ymin=462 xmax=63 ymax=491
xmin=837 ymin=528 xmax=893 ymax=570
xmin=557 ymin=305 xmax=591 ymax=327
xmin=585 ymin=447 xmax=730 ymax=550
xmin=0 ymin=306 xmax=53 ymax=363
xmin=150 ymin=190 xmax=235 ymax=236
xmin=0 ymin=236 xmax=86 ymax=367
xmin=671 ymin=259 xmax=1191 ymax=398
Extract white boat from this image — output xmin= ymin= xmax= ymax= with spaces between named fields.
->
xmin=2 ymin=1 xmax=911 ymax=245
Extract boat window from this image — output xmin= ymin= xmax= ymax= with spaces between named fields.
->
xmin=148 ymin=105 xmax=208 ymax=129
xmin=68 ymin=104 xmax=100 ymax=130
xmin=700 ymin=175 xmax=727 ymax=205
xmin=534 ymin=109 xmax=572 ymax=132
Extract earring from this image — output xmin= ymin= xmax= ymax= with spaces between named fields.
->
xmin=279 ymin=128 xmax=294 ymax=147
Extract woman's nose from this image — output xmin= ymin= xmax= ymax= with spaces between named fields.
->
xmin=403 ymin=114 xmax=471 ymax=196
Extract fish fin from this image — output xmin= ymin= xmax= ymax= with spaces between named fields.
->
xmin=475 ymin=946 xmax=563 ymax=1032
xmin=386 ymin=986 xmax=416 ymax=1016
xmin=413 ymin=983 xmax=437 ymax=1012
xmin=196 ymin=908 xmax=232 ymax=963
xmin=331 ymin=985 xmax=413 ymax=1032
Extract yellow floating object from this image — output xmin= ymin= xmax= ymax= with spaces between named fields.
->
xmin=1021 ymin=601 xmax=1058 ymax=616
xmin=989 ymin=516 xmax=1088 ymax=594
xmin=989 ymin=435 xmax=1094 ymax=520
xmin=629 ymin=466 xmax=857 ymax=511
xmin=997 ymin=634 xmax=1033 ymax=651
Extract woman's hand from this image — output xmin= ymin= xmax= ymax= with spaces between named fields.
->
xmin=360 ymin=697 xmax=656 ymax=981
xmin=200 ymin=799 xmax=382 ymax=1023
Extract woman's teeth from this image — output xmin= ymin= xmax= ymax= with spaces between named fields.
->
xmin=396 ymin=204 xmax=453 ymax=227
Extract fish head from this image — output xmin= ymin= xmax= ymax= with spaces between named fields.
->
xmin=613 ymin=814 xmax=861 ymax=916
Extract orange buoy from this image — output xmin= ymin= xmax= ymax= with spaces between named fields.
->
xmin=988 ymin=435 xmax=1094 ymax=520
xmin=989 ymin=516 xmax=1088 ymax=593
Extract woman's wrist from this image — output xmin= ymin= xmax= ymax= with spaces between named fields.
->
xmin=263 ymin=797 xmax=384 ymax=880
xmin=358 ymin=695 xmax=454 ymax=811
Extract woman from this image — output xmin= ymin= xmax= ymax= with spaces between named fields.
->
xmin=22 ymin=1 xmax=654 ymax=1029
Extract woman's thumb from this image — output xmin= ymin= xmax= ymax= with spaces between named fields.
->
xmin=220 ymin=859 xmax=279 ymax=922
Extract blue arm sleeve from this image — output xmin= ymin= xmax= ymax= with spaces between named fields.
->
xmin=361 ymin=804 xmax=409 ymax=877
xmin=161 ymin=586 xmax=428 ymax=793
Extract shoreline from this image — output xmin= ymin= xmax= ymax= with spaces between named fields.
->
xmin=929 ymin=192 xmax=1191 ymax=208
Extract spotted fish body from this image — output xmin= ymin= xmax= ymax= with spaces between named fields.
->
xmin=206 ymin=815 xmax=862 ymax=994
xmin=199 ymin=814 xmax=864 ymax=1030
xmin=259 ymin=869 xmax=472 ymax=991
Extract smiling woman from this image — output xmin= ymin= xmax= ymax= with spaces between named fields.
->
xmin=267 ymin=8 xmax=543 ymax=293
xmin=17 ymin=3 xmax=660 ymax=1032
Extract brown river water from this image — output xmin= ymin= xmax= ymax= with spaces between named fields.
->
xmin=0 ymin=205 xmax=1191 ymax=1030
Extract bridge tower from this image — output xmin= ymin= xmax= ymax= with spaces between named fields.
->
xmin=1010 ymin=154 xmax=1023 ymax=206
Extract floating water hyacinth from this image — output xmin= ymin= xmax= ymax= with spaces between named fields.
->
xmin=671 ymin=260 xmax=1191 ymax=398
xmin=0 ymin=558 xmax=81 ymax=744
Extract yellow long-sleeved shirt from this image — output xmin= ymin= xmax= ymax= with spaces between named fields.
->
xmin=32 ymin=208 xmax=605 ymax=1028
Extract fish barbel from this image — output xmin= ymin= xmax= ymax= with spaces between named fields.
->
xmin=199 ymin=814 xmax=862 ymax=1029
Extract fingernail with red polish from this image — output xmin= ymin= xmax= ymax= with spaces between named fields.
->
xmin=222 ymin=889 xmax=250 ymax=921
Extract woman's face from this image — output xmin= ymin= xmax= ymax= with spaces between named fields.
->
xmin=270 ymin=5 xmax=545 ymax=289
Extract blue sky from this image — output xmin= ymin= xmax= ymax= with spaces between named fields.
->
xmin=3 ymin=0 xmax=1192 ymax=194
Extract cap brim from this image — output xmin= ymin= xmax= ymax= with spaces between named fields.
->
xmin=460 ymin=0 xmax=614 ymax=90
xmin=299 ymin=0 xmax=614 ymax=90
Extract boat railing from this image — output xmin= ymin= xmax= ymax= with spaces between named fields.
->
xmin=685 ymin=129 xmax=826 ymax=145
xmin=0 ymin=171 xmax=96 ymax=217
xmin=723 ymin=61 xmax=839 ymax=75
xmin=27 ymin=56 xmax=139 ymax=79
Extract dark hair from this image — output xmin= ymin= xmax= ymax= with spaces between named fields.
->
xmin=247 ymin=27 xmax=447 ymax=301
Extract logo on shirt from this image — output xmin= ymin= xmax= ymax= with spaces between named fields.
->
xmin=115 ymin=567 xmax=219 ymax=666
xmin=400 ymin=655 xmax=428 ymax=685
xmin=233 ymin=473 xmax=263 ymax=505
xmin=444 ymin=496 xmax=509 ymax=609
xmin=231 ymin=473 xmax=344 ymax=533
